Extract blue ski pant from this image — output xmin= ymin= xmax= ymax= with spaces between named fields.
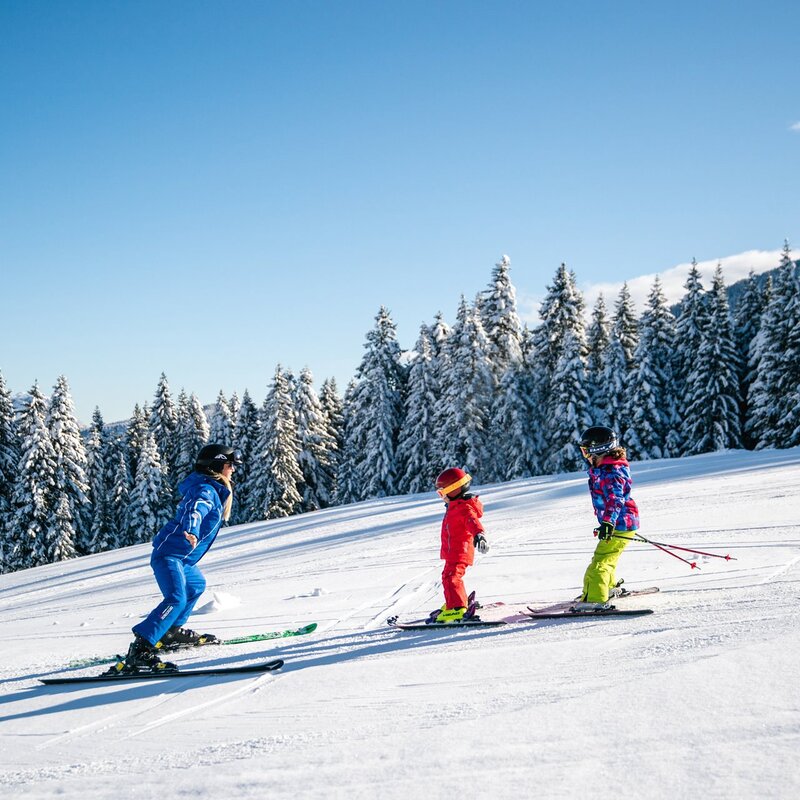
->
xmin=132 ymin=554 xmax=207 ymax=646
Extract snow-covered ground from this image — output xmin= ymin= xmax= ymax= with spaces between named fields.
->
xmin=1 ymin=449 xmax=799 ymax=799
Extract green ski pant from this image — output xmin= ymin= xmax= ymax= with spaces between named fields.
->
xmin=581 ymin=531 xmax=633 ymax=603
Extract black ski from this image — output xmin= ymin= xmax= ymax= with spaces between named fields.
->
xmin=41 ymin=659 xmax=284 ymax=685
xmin=387 ymin=615 xmax=504 ymax=630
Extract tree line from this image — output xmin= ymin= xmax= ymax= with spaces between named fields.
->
xmin=1 ymin=242 xmax=797 ymax=573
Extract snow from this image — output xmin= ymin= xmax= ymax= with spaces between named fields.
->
xmin=1 ymin=448 xmax=799 ymax=799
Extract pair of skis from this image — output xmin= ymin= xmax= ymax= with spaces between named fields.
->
xmin=42 ymin=622 xmax=318 ymax=685
xmin=387 ymin=588 xmax=658 ymax=630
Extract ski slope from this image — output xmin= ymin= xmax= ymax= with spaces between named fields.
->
xmin=1 ymin=448 xmax=799 ymax=799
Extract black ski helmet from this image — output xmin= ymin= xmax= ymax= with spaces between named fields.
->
xmin=194 ymin=444 xmax=242 ymax=473
xmin=578 ymin=426 xmax=619 ymax=456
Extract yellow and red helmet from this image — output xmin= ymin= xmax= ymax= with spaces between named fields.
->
xmin=435 ymin=467 xmax=472 ymax=499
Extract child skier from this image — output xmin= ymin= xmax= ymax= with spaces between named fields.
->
xmin=575 ymin=426 xmax=639 ymax=611
xmin=431 ymin=467 xmax=489 ymax=623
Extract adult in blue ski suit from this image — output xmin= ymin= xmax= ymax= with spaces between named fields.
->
xmin=123 ymin=444 xmax=241 ymax=670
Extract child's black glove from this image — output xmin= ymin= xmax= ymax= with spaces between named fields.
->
xmin=594 ymin=522 xmax=614 ymax=541
xmin=473 ymin=534 xmax=489 ymax=553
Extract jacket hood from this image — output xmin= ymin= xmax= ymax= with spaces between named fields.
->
xmin=178 ymin=471 xmax=231 ymax=503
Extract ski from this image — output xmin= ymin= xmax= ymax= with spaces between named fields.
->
xmin=67 ymin=623 xmax=317 ymax=669
xmin=41 ymin=659 xmax=285 ymax=685
xmin=526 ymin=607 xmax=654 ymax=620
xmin=387 ymin=615 xmax=505 ymax=631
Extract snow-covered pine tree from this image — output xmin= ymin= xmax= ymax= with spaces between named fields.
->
xmin=108 ymin=450 xmax=132 ymax=548
xmin=481 ymin=254 xmax=523 ymax=380
xmin=319 ymin=377 xmax=344 ymax=500
xmin=294 ymin=367 xmax=337 ymax=511
xmin=47 ymin=375 xmax=91 ymax=554
xmin=228 ymin=392 xmax=241 ymax=429
xmin=230 ymin=389 xmax=260 ymax=523
xmin=49 ymin=495 xmax=78 ymax=562
xmin=85 ymin=408 xmax=115 ymax=552
xmin=347 ymin=307 xmax=406 ymax=499
xmin=585 ymin=294 xmax=612 ymax=422
xmin=673 ymin=259 xmax=709 ymax=446
xmin=530 ymin=264 xmax=587 ymax=455
xmin=173 ymin=392 xmax=210 ymax=482
xmin=208 ymin=390 xmax=233 ymax=444
xmin=546 ymin=329 xmax=591 ymax=474
xmin=427 ymin=311 xmax=452 ymax=470
xmin=334 ymin=380 xmax=360 ymax=506
xmin=733 ymin=271 xmax=770 ymax=448
xmin=9 ymin=384 xmax=59 ymax=570
xmin=251 ymin=367 xmax=303 ymax=518
xmin=397 ymin=324 xmax=440 ymax=493
xmin=747 ymin=242 xmax=800 ymax=448
xmin=150 ymin=373 xmax=179 ymax=480
xmin=0 ymin=371 xmax=20 ymax=571
xmin=681 ymin=264 xmax=742 ymax=454
xmin=127 ymin=431 xmax=170 ymax=545
xmin=437 ymin=296 xmax=494 ymax=480
xmin=624 ymin=277 xmax=678 ymax=459
xmin=125 ymin=404 xmax=149 ymax=481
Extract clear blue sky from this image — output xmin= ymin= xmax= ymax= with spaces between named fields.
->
xmin=2 ymin=0 xmax=798 ymax=423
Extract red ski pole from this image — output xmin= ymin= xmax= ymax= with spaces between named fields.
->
xmin=611 ymin=533 xmax=701 ymax=569
xmin=625 ymin=533 xmax=736 ymax=562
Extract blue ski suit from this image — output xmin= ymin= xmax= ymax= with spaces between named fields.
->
xmin=132 ymin=471 xmax=230 ymax=646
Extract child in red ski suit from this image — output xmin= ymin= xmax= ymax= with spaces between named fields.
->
xmin=433 ymin=468 xmax=489 ymax=623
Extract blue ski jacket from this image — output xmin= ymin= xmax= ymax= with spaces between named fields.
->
xmin=151 ymin=472 xmax=231 ymax=565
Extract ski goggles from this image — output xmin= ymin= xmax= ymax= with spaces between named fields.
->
xmin=436 ymin=473 xmax=472 ymax=498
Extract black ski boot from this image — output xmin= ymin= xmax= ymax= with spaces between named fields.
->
xmin=109 ymin=635 xmax=177 ymax=674
xmin=159 ymin=626 xmax=218 ymax=649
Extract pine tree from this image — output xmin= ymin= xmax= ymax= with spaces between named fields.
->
xmin=600 ymin=285 xmax=638 ymax=436
xmin=49 ymin=495 xmax=78 ymax=562
xmin=335 ymin=381 xmax=361 ymax=506
xmin=397 ymin=325 xmax=440 ymax=493
xmin=231 ymin=389 xmax=260 ymax=523
xmin=108 ymin=451 xmax=132 ymax=548
xmin=481 ymin=254 xmax=523 ymax=380
xmin=47 ymin=375 xmax=91 ymax=554
xmin=127 ymin=432 xmax=169 ymax=545
xmin=174 ymin=392 xmax=210 ymax=480
xmin=585 ymin=294 xmax=612 ymax=421
xmin=681 ymin=264 xmax=742 ymax=453
xmin=125 ymin=404 xmax=149 ymax=481
xmin=624 ymin=277 xmax=678 ymax=459
xmin=150 ymin=373 xmax=179 ymax=479
xmin=0 ymin=372 xmax=20 ymax=571
xmin=9 ymin=384 xmax=59 ymax=569
xmin=319 ymin=377 xmax=344 ymax=501
xmin=428 ymin=311 xmax=453 ymax=469
xmin=437 ymin=297 xmax=493 ymax=479
xmin=85 ymin=408 xmax=115 ymax=552
xmin=252 ymin=367 xmax=303 ymax=518
xmin=748 ymin=242 xmax=800 ymax=447
xmin=347 ymin=307 xmax=406 ymax=499
xmin=209 ymin=390 xmax=233 ymax=444
xmin=294 ymin=367 xmax=337 ymax=510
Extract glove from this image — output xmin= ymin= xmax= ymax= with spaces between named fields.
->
xmin=594 ymin=522 xmax=614 ymax=541
xmin=473 ymin=533 xmax=489 ymax=553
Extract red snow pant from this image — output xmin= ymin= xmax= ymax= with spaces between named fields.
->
xmin=442 ymin=562 xmax=469 ymax=609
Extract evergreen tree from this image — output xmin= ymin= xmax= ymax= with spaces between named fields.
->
xmin=47 ymin=375 xmax=91 ymax=554
xmin=428 ymin=312 xmax=453 ymax=469
xmin=50 ymin=495 xmax=78 ymax=562
xmin=481 ymin=254 xmax=523 ymax=379
xmin=347 ymin=307 xmax=406 ymax=499
xmin=125 ymin=404 xmax=149 ymax=481
xmin=294 ymin=368 xmax=337 ymax=510
xmin=397 ymin=325 xmax=440 ymax=493
xmin=231 ymin=389 xmax=260 ymax=523
xmin=85 ymin=408 xmax=115 ymax=552
xmin=437 ymin=297 xmax=493 ymax=479
xmin=335 ymin=380 xmax=361 ymax=506
xmin=748 ymin=242 xmax=800 ymax=447
xmin=0 ymin=372 xmax=20 ymax=571
xmin=546 ymin=329 xmax=591 ymax=473
xmin=624 ymin=277 xmax=678 ymax=459
xmin=209 ymin=390 xmax=233 ymax=444
xmin=319 ymin=377 xmax=344 ymax=501
xmin=150 ymin=373 xmax=179 ymax=479
xmin=10 ymin=384 xmax=59 ymax=569
xmin=681 ymin=264 xmax=742 ymax=453
xmin=252 ymin=367 xmax=303 ymax=518
xmin=174 ymin=392 xmax=210 ymax=481
xmin=585 ymin=294 xmax=612 ymax=421
xmin=108 ymin=451 xmax=132 ymax=548
xmin=127 ymin=431 xmax=169 ymax=545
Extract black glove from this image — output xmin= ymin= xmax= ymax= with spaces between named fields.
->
xmin=473 ymin=533 xmax=489 ymax=553
xmin=594 ymin=522 xmax=614 ymax=541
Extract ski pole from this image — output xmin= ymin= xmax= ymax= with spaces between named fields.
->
xmin=621 ymin=532 xmax=736 ymax=562
xmin=610 ymin=533 xmax=700 ymax=569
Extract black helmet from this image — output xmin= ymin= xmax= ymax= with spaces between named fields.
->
xmin=579 ymin=426 xmax=618 ymax=456
xmin=195 ymin=444 xmax=242 ymax=472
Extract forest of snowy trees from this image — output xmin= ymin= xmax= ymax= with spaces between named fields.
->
xmin=1 ymin=241 xmax=798 ymax=573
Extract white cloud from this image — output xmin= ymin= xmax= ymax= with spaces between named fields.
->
xmin=791 ymin=121 xmax=800 ymax=132
xmin=518 ymin=248 xmax=792 ymax=324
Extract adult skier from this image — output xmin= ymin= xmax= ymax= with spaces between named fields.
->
xmin=575 ymin=426 xmax=639 ymax=611
xmin=122 ymin=443 xmax=242 ymax=671
xmin=431 ymin=467 xmax=489 ymax=623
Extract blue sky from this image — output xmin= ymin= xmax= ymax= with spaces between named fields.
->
xmin=2 ymin=0 xmax=798 ymax=423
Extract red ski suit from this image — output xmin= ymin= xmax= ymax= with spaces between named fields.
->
xmin=440 ymin=495 xmax=484 ymax=609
